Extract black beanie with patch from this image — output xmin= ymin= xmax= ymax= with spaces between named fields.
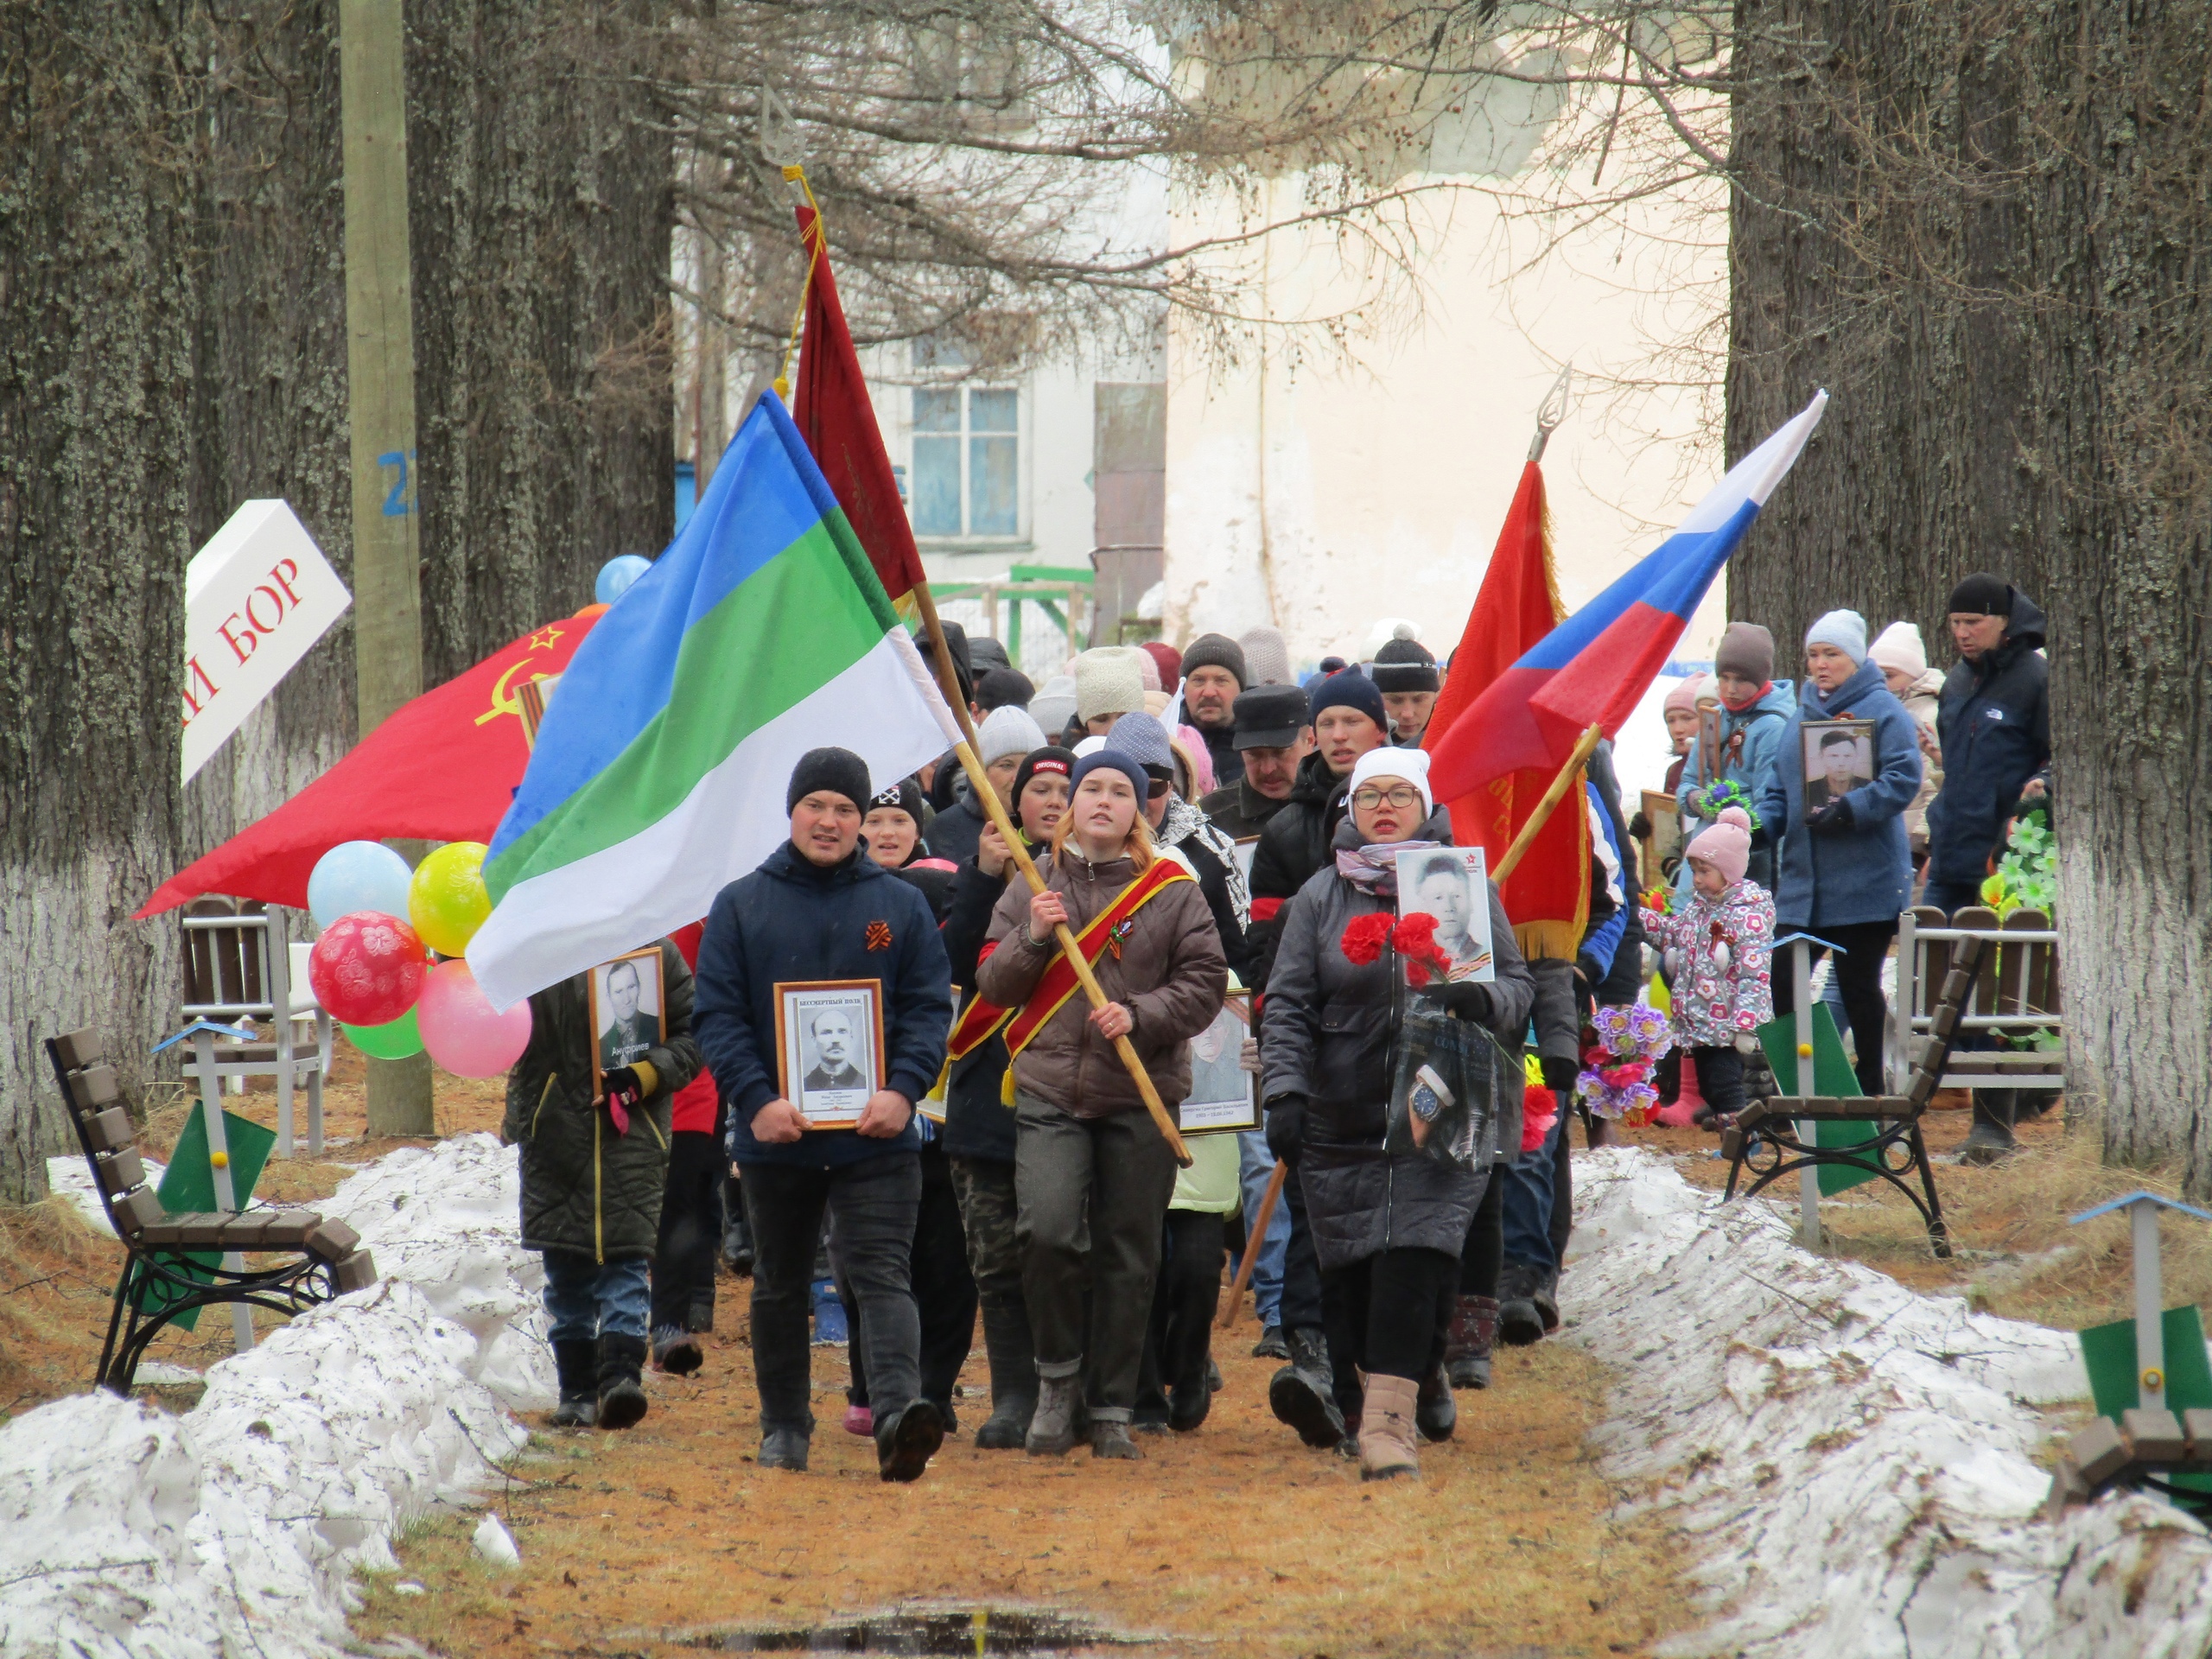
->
xmin=787 ymin=747 xmax=872 ymax=812
xmin=1946 ymin=574 xmax=2012 ymax=618
xmin=1370 ymin=625 xmax=1439 ymax=692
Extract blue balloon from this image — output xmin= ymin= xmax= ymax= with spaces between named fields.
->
xmin=595 ymin=554 xmax=652 ymax=606
xmin=307 ymin=840 xmax=415 ymax=931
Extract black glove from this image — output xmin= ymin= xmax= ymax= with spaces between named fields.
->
xmin=1626 ymin=810 xmax=1652 ymax=842
xmin=1263 ymin=1094 xmax=1306 ymax=1167
xmin=1806 ymin=797 xmax=1856 ymax=836
xmin=600 ymin=1066 xmax=646 ymax=1133
xmin=1748 ymin=821 xmax=1773 ymax=850
xmin=1540 ymin=1055 xmax=1580 ymax=1092
xmin=1433 ymin=980 xmax=1495 ymax=1025
xmin=1574 ymin=951 xmax=1605 ymax=988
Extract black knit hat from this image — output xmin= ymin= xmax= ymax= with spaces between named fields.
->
xmin=1231 ymin=683 xmax=1310 ymax=749
xmin=1179 ymin=632 xmax=1248 ymax=687
xmin=1946 ymin=574 xmax=2012 ymax=618
xmin=1370 ymin=625 xmax=1439 ymax=692
xmin=1306 ymin=667 xmax=1388 ymax=732
xmin=786 ymin=747 xmax=871 ymax=811
xmin=975 ymin=668 xmax=1035 ymax=711
xmin=866 ymin=777 xmax=925 ymax=823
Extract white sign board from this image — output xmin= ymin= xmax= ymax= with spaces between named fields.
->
xmin=181 ymin=500 xmax=350 ymax=784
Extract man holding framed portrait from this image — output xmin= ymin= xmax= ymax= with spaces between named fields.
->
xmin=693 ymin=747 xmax=954 ymax=1484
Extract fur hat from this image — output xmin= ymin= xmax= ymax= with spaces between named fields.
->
xmin=787 ymin=747 xmax=871 ymax=812
xmin=1238 ymin=626 xmax=1293 ymax=687
xmin=1686 ymin=805 xmax=1752 ymax=887
xmin=977 ymin=704 xmax=1046 ymax=766
xmin=1369 ymin=622 xmax=1439 ymax=693
xmin=1233 ymin=683 xmax=1309 ymax=748
xmin=1805 ymin=609 xmax=1868 ymax=664
xmin=1073 ymin=648 xmax=1147 ymax=724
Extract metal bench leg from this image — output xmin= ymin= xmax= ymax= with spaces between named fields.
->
xmin=95 ymin=1261 xmax=137 ymax=1392
xmin=1910 ymin=1122 xmax=1952 ymax=1259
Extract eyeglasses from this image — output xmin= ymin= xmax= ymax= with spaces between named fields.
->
xmin=1147 ymin=777 xmax=1173 ymax=799
xmin=1351 ymin=785 xmax=1421 ymax=810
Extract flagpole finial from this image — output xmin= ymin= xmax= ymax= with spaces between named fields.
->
xmin=1529 ymin=363 xmax=1573 ymax=462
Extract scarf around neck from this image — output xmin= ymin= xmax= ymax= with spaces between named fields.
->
xmin=1335 ymin=837 xmax=1443 ymax=896
xmin=1159 ymin=793 xmax=1251 ymax=926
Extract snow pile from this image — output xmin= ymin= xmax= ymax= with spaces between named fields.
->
xmin=1566 ymin=1147 xmax=2212 ymax=1658
xmin=0 ymin=1135 xmax=548 ymax=1658
xmin=0 ymin=1282 xmax=521 ymax=1658
xmin=320 ymin=1132 xmax=553 ymax=1411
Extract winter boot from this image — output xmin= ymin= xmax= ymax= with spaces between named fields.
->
xmin=1268 ymin=1325 xmax=1347 ymax=1448
xmin=1090 ymin=1414 xmax=1142 ymax=1460
xmin=758 ymin=1427 xmax=809 ymax=1471
xmin=875 ymin=1399 xmax=944 ymax=1484
xmin=1027 ymin=1369 xmax=1083 ymax=1457
xmin=974 ymin=1301 xmax=1038 ymax=1450
xmin=595 ymin=1334 xmax=650 ymax=1431
xmin=1960 ymin=1095 xmax=2020 ymax=1165
xmin=550 ymin=1338 xmax=599 ymax=1428
xmin=1497 ymin=1264 xmax=1546 ymax=1348
xmin=1357 ymin=1373 xmax=1421 ymax=1481
xmin=810 ymin=1279 xmax=849 ymax=1345
xmin=1414 ymin=1362 xmax=1456 ymax=1443
xmin=1251 ymin=1323 xmax=1289 ymax=1360
xmin=687 ymin=1291 xmax=715 ymax=1334
xmin=1446 ymin=1294 xmax=1498 ymax=1389
xmin=721 ymin=1199 xmax=754 ymax=1274
xmin=1534 ymin=1267 xmax=1561 ymax=1334
xmin=651 ymin=1324 xmax=703 ymax=1376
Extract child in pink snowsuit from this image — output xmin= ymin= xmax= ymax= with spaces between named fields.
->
xmin=1655 ymin=807 xmax=1774 ymax=1128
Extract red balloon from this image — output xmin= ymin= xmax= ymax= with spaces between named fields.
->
xmin=308 ymin=911 xmax=430 ymax=1027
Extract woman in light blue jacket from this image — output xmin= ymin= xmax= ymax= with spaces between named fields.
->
xmin=1757 ymin=610 xmax=1923 ymax=1096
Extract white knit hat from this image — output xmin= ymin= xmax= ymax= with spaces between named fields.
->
xmin=1346 ymin=746 xmax=1433 ymax=819
xmin=1805 ymin=608 xmax=1868 ymax=664
xmin=1073 ymin=647 xmax=1147 ymax=724
xmin=1868 ymin=620 xmax=1928 ymax=677
xmin=1028 ymin=674 xmax=1077 ymax=741
xmin=976 ymin=703 xmax=1046 ymax=766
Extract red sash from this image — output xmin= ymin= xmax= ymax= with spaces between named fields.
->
xmin=950 ymin=858 xmax=1192 ymax=1063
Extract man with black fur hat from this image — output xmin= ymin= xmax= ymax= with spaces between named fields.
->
xmin=1180 ymin=632 xmax=1249 ymax=787
xmin=693 ymin=747 xmax=955 ymax=1481
xmin=1370 ymin=624 xmax=1440 ymax=746
xmin=1200 ymin=683 xmax=1313 ymax=842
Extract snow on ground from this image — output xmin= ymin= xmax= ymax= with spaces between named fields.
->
xmin=1 ymin=1134 xmax=542 ymax=1659
xmin=1566 ymin=1146 xmax=2212 ymax=1658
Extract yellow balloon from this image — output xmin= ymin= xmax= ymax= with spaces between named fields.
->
xmin=409 ymin=841 xmax=492 ymax=956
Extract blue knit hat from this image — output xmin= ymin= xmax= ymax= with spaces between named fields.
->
xmin=1103 ymin=711 xmax=1175 ymax=774
xmin=1070 ymin=748 xmax=1149 ymax=800
xmin=1306 ymin=666 xmax=1388 ymax=732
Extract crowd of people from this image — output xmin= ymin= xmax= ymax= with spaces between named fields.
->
xmin=498 ymin=573 xmax=2052 ymax=1485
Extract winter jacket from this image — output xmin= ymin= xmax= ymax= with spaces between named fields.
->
xmin=1654 ymin=881 xmax=1776 ymax=1046
xmin=1197 ymin=722 xmax=1244 ymax=788
xmin=1893 ymin=669 xmax=1945 ymax=842
xmin=937 ymin=845 xmax=1039 ymax=1164
xmin=925 ymin=792 xmax=989 ymax=868
xmin=890 ymin=852 xmax=957 ymax=922
xmin=1756 ymin=659 xmax=1922 ymax=931
xmin=502 ymin=939 xmax=703 ymax=1262
xmin=1676 ymin=679 xmax=1796 ymax=895
xmin=1200 ymin=775 xmax=1287 ymax=843
xmin=1246 ymin=749 xmax=1357 ymax=991
xmin=1927 ymin=590 xmax=2050 ymax=887
xmin=1259 ymin=810 xmax=1536 ymax=1272
xmin=976 ymin=846 xmax=1228 ymax=1119
xmin=695 ymin=841 xmax=952 ymax=1171
xmin=1157 ymin=795 xmax=1251 ymax=982
xmin=666 ymin=922 xmax=720 ymax=1136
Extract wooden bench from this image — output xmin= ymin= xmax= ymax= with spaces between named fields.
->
xmin=1720 ymin=936 xmax=1985 ymax=1258
xmin=1889 ymin=905 xmax=2063 ymax=1097
xmin=45 ymin=1027 xmax=376 ymax=1393
xmin=2048 ymin=1410 xmax=2212 ymax=1523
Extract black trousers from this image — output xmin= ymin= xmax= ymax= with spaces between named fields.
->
xmin=1137 ymin=1209 xmax=1226 ymax=1413
xmin=1773 ymin=918 xmax=1896 ymax=1097
xmin=1278 ymin=1163 xmax=1325 ymax=1332
xmin=846 ymin=1142 xmax=977 ymax=1412
xmin=1321 ymin=1246 xmax=1457 ymax=1407
xmin=1691 ymin=1046 xmax=1748 ymax=1116
xmin=652 ymin=1127 xmax=725 ymax=1333
xmin=740 ymin=1151 xmax=922 ymax=1437
xmin=1458 ymin=1166 xmax=1503 ymax=1295
xmin=1548 ymin=1100 xmax=1574 ymax=1273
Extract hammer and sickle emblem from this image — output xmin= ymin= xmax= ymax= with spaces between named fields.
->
xmin=475 ymin=660 xmax=548 ymax=727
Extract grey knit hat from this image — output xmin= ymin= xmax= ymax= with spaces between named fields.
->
xmin=1238 ymin=626 xmax=1292 ymax=687
xmin=977 ymin=703 xmax=1046 ymax=766
xmin=1103 ymin=711 xmax=1175 ymax=774
xmin=1179 ymin=632 xmax=1247 ymax=688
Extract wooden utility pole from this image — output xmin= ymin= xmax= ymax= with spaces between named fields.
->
xmin=341 ymin=0 xmax=434 ymax=1135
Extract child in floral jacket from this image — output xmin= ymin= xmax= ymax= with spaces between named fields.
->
xmin=1654 ymin=807 xmax=1774 ymax=1127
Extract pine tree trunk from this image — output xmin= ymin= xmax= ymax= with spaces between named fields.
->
xmin=1728 ymin=0 xmax=2212 ymax=1185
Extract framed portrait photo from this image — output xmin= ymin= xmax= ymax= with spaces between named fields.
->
xmin=589 ymin=946 xmax=665 ymax=1100
xmin=1695 ymin=702 xmax=1725 ymax=780
xmin=1393 ymin=844 xmax=1496 ymax=983
xmin=1179 ymin=991 xmax=1257 ymax=1135
xmin=775 ymin=979 xmax=885 ymax=1128
xmin=1802 ymin=718 xmax=1876 ymax=813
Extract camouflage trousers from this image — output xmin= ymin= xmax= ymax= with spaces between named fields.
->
xmin=947 ymin=1155 xmax=1023 ymax=1313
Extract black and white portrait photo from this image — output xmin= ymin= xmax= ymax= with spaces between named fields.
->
xmin=1802 ymin=719 xmax=1875 ymax=811
xmin=1394 ymin=844 xmax=1496 ymax=983
xmin=588 ymin=947 xmax=664 ymax=1099
xmin=1179 ymin=992 xmax=1257 ymax=1135
xmin=774 ymin=979 xmax=883 ymax=1128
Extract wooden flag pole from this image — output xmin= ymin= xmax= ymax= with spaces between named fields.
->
xmin=1491 ymin=722 xmax=1605 ymax=886
xmin=910 ymin=588 xmax=1192 ymax=1167
xmin=1218 ymin=1158 xmax=1288 ymax=1327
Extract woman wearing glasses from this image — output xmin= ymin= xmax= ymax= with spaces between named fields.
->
xmin=1258 ymin=747 xmax=1534 ymax=1480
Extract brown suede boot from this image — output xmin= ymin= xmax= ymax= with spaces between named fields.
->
xmin=1357 ymin=1373 xmax=1421 ymax=1481
xmin=1445 ymin=1294 xmax=1499 ymax=1389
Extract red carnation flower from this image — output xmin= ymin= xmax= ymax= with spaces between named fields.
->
xmin=1340 ymin=912 xmax=1396 ymax=965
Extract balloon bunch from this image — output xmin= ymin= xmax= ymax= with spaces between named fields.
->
xmin=1574 ymin=1002 xmax=1673 ymax=1123
xmin=304 ymin=840 xmax=531 ymax=1077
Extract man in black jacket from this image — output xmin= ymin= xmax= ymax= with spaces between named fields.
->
xmin=693 ymin=747 xmax=954 ymax=1481
xmin=1923 ymin=575 xmax=2053 ymax=1161
xmin=1201 ymin=683 xmax=1313 ymax=843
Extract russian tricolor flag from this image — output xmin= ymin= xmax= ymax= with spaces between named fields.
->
xmin=1429 ymin=391 xmax=1827 ymax=799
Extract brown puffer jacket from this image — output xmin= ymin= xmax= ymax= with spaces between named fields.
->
xmin=976 ymin=846 xmax=1227 ymax=1119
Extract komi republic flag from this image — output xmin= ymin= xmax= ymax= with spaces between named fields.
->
xmin=467 ymin=391 xmax=962 ymax=1009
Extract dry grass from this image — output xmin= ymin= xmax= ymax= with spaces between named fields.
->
xmin=353 ymin=1320 xmax=1698 ymax=1659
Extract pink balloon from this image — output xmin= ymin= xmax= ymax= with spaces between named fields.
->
xmin=415 ymin=958 xmax=532 ymax=1077
xmin=308 ymin=912 xmax=429 ymax=1027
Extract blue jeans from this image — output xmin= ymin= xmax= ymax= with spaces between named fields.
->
xmin=1233 ymin=1130 xmax=1290 ymax=1328
xmin=540 ymin=1249 xmax=652 ymax=1343
xmin=1500 ymin=1096 xmax=1568 ymax=1274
